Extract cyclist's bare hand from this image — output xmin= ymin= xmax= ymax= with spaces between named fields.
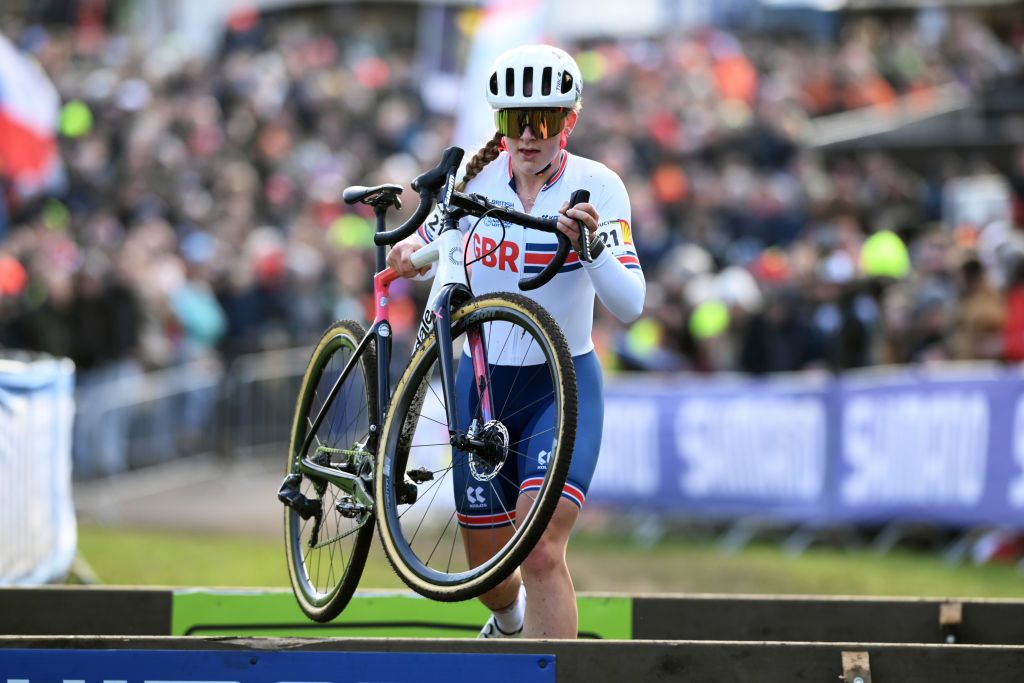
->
xmin=557 ymin=201 xmax=599 ymax=250
xmin=387 ymin=238 xmax=430 ymax=278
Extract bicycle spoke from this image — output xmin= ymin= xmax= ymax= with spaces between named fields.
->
xmin=406 ymin=467 xmax=450 ymax=547
xmin=496 ymin=390 xmax=552 ymax=425
xmin=313 ymin=536 xmax=323 ymax=591
xmin=326 ymin=548 xmax=335 ymax=594
xmin=484 ymin=465 xmax=529 ymax=525
xmin=493 ymin=327 xmax=519 ymax=417
xmin=427 ymin=378 xmax=445 ymax=410
xmin=307 ymin=350 xmax=370 ymax=461
xmin=490 ymin=319 xmax=515 ymax=369
xmin=508 ymin=426 xmax=556 ymax=451
xmin=425 ymin=507 xmax=459 ymax=567
xmin=446 ymin=522 xmax=459 ymax=574
xmin=306 ymin=416 xmax=322 ymax=452
xmin=497 ymin=341 xmax=544 ymax=420
xmin=330 ymin=380 xmax=362 ymax=450
xmin=397 ymin=474 xmax=451 ymax=521
xmin=417 ymin=413 xmax=450 ymax=429
xmin=490 ymin=477 xmax=517 ymax=536
xmin=409 ymin=440 xmax=456 ymax=449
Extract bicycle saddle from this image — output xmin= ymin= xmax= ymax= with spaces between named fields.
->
xmin=343 ymin=183 xmax=403 ymax=209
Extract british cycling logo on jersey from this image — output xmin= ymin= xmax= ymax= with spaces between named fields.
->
xmin=472 ymin=233 xmax=519 ymax=272
xmin=467 ymin=486 xmax=487 ymax=506
xmin=537 ymin=449 xmax=549 ymax=469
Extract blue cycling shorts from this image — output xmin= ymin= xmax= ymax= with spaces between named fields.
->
xmin=452 ymin=351 xmax=603 ymax=529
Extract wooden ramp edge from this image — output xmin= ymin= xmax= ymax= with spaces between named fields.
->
xmin=3 ymin=588 xmax=1024 ymax=645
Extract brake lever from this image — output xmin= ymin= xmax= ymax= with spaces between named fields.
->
xmin=568 ymin=189 xmax=592 ymax=263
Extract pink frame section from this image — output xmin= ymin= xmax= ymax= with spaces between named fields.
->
xmin=468 ymin=329 xmax=493 ymax=422
xmin=373 ymin=267 xmax=400 ymax=323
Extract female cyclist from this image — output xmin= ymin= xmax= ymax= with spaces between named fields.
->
xmin=387 ymin=44 xmax=645 ymax=639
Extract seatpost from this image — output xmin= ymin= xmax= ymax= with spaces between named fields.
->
xmin=374 ymin=205 xmax=388 ymax=273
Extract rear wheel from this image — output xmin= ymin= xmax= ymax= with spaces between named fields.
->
xmin=283 ymin=320 xmax=377 ymax=622
xmin=375 ymin=292 xmax=577 ymax=601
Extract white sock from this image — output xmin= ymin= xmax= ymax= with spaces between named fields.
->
xmin=492 ymin=584 xmax=526 ymax=633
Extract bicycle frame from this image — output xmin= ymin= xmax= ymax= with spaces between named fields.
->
xmin=294 ymin=208 xmax=490 ymax=503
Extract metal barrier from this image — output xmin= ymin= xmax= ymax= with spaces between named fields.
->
xmin=218 ymin=347 xmax=309 ymax=460
xmin=74 ymin=347 xmax=310 ymax=478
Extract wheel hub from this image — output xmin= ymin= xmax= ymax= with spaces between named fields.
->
xmin=468 ymin=419 xmax=509 ymax=481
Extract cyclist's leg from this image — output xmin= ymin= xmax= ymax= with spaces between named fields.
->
xmin=516 ymin=351 xmax=604 ymax=639
xmin=462 ymin=526 xmax=520 ymax=608
xmin=516 ymin=497 xmax=578 ymax=638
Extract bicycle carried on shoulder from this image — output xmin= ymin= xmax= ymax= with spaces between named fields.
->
xmin=278 ymin=146 xmax=589 ymax=622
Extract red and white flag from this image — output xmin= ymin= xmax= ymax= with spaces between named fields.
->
xmin=0 ymin=33 xmax=61 ymax=198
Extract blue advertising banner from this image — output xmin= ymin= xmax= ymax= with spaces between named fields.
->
xmin=831 ymin=370 xmax=1024 ymax=526
xmin=0 ymin=649 xmax=556 ymax=683
xmin=591 ymin=375 xmax=831 ymax=522
xmin=590 ymin=367 xmax=1024 ymax=529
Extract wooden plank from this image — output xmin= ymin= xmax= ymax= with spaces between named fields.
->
xmin=6 ymin=588 xmax=1024 ymax=647
xmin=0 ymin=588 xmax=171 ymax=636
xmin=632 ymin=595 xmax=1024 ymax=644
xmin=3 ymin=636 xmax=1024 ymax=683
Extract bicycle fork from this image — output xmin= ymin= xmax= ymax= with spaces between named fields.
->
xmin=427 ymin=284 xmax=499 ymax=460
xmin=425 ymin=283 xmax=479 ymax=447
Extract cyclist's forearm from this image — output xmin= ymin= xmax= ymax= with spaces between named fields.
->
xmin=582 ymin=247 xmax=645 ymax=322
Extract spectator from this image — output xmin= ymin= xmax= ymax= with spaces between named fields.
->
xmin=0 ymin=6 xmax=1019 ymax=388
xmin=951 ymin=252 xmax=1005 ymax=361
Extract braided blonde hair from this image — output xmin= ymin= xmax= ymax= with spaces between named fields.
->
xmin=455 ymin=131 xmax=504 ymax=192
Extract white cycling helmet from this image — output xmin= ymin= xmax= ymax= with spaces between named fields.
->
xmin=486 ymin=44 xmax=582 ymax=110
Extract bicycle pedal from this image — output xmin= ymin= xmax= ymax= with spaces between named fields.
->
xmin=335 ymin=497 xmax=369 ymax=518
xmin=407 ymin=467 xmax=434 ymax=483
xmin=278 ymin=474 xmax=322 ymax=520
xmin=396 ymin=481 xmax=418 ymax=505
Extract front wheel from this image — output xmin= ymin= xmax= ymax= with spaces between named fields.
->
xmin=283 ymin=320 xmax=377 ymax=622
xmin=375 ymin=292 xmax=577 ymax=601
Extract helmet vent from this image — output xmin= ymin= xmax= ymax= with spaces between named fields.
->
xmin=505 ymin=67 xmax=515 ymax=97
xmin=489 ymin=72 xmax=498 ymax=96
xmin=541 ymin=67 xmax=552 ymax=96
xmin=560 ymin=71 xmax=574 ymax=95
xmin=523 ymin=67 xmax=534 ymax=97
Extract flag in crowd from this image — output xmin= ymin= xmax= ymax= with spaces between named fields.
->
xmin=0 ymin=32 xmax=62 ymax=202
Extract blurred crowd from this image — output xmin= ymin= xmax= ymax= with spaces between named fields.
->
xmin=1 ymin=3 xmax=1023 ymax=399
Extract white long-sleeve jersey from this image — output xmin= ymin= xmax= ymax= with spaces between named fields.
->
xmin=415 ymin=150 xmax=645 ymax=364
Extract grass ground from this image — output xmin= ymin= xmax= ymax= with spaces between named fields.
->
xmin=77 ymin=523 xmax=1024 ymax=598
